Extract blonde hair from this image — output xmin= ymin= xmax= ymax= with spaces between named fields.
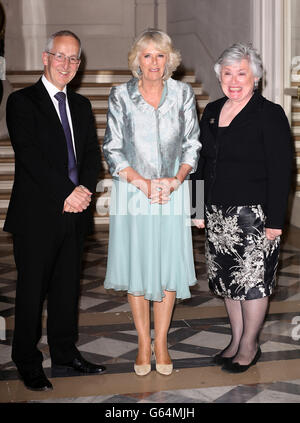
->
xmin=128 ymin=29 xmax=181 ymax=80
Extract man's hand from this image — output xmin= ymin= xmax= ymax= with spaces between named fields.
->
xmin=63 ymin=185 xmax=92 ymax=213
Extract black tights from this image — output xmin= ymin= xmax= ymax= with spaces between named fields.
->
xmin=222 ymin=297 xmax=268 ymax=365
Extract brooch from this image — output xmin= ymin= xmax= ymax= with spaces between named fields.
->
xmin=209 ymin=118 xmax=215 ymax=124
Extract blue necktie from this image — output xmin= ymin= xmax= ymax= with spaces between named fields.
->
xmin=54 ymin=91 xmax=79 ymax=186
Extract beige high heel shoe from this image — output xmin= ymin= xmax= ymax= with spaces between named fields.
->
xmin=153 ymin=343 xmax=173 ymax=376
xmin=134 ymin=344 xmax=152 ymax=376
xmin=134 ymin=362 xmax=151 ymax=376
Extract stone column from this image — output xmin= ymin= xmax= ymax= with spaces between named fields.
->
xmin=252 ymin=0 xmax=285 ymax=106
xmin=135 ymin=0 xmax=156 ymax=36
xmin=156 ymin=0 xmax=167 ymax=32
xmin=135 ymin=0 xmax=166 ymax=36
xmin=252 ymin=0 xmax=300 ymax=228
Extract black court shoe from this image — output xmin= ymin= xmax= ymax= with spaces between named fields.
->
xmin=212 ymin=351 xmax=235 ymax=366
xmin=222 ymin=347 xmax=261 ymax=373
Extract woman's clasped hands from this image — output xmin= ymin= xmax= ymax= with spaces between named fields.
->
xmin=152 ymin=177 xmax=181 ymax=204
xmin=140 ymin=177 xmax=180 ymax=204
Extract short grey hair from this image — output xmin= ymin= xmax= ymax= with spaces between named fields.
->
xmin=45 ymin=30 xmax=82 ymax=57
xmin=214 ymin=42 xmax=263 ymax=81
xmin=128 ymin=28 xmax=181 ymax=80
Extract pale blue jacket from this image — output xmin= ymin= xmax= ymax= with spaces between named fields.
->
xmin=102 ymin=77 xmax=201 ymax=179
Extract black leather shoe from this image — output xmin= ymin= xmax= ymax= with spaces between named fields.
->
xmin=19 ymin=367 xmax=53 ymax=391
xmin=212 ymin=351 xmax=235 ymax=366
xmin=52 ymin=357 xmax=106 ymax=374
xmin=222 ymin=347 xmax=261 ymax=373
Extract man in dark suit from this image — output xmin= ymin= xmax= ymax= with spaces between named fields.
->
xmin=5 ymin=30 xmax=106 ymax=391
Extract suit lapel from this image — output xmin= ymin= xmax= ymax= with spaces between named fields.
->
xmin=34 ymin=79 xmax=62 ymax=128
xmin=228 ymin=91 xmax=262 ymax=129
xmin=67 ymin=88 xmax=82 ymax=162
xmin=206 ymin=92 xmax=262 ymax=136
xmin=206 ymin=97 xmax=227 ymax=139
xmin=34 ymin=80 xmax=85 ymax=166
xmin=33 ymin=79 xmax=69 ymax=162
xmin=158 ymin=78 xmax=176 ymax=116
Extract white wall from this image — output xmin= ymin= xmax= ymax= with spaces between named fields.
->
xmin=167 ymin=0 xmax=253 ymax=100
xmin=291 ymin=0 xmax=300 ymax=58
xmin=168 ymin=0 xmax=289 ymax=106
xmin=3 ymin=0 xmax=167 ymax=70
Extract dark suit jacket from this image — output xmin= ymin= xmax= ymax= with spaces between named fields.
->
xmin=192 ymin=91 xmax=293 ymax=228
xmin=4 ymin=78 xmax=101 ymax=234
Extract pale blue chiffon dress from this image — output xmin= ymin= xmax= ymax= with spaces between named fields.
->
xmin=103 ymin=78 xmax=201 ymax=301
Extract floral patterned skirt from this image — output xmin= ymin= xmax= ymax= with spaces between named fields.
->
xmin=205 ymin=204 xmax=280 ymax=301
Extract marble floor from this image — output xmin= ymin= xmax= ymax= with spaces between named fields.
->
xmin=0 ymin=224 xmax=300 ymax=405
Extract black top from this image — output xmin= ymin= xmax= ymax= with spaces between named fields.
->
xmin=191 ymin=91 xmax=293 ymax=229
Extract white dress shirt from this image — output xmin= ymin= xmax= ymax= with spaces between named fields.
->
xmin=42 ymin=75 xmax=77 ymax=158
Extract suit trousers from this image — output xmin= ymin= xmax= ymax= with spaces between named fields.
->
xmin=12 ymin=213 xmax=85 ymax=372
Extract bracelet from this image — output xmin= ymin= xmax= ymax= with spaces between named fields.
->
xmin=173 ymin=176 xmax=181 ymax=190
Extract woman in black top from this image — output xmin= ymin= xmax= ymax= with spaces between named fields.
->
xmin=194 ymin=43 xmax=293 ymax=373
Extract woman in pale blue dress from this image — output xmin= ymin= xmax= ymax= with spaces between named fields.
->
xmin=102 ymin=29 xmax=201 ymax=376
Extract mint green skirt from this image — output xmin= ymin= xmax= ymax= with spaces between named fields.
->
xmin=104 ymin=178 xmax=197 ymax=301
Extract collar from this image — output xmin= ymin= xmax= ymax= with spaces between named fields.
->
xmin=42 ymin=75 xmax=67 ymax=99
xmin=208 ymin=90 xmax=264 ymax=129
xmin=126 ymin=77 xmax=177 ymax=115
xmin=217 ymin=90 xmax=262 ymax=113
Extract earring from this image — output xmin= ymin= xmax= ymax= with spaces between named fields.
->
xmin=162 ymin=65 xmax=168 ymax=80
xmin=254 ymin=80 xmax=259 ymax=89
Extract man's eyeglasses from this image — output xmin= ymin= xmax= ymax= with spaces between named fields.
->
xmin=47 ymin=52 xmax=80 ymax=64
